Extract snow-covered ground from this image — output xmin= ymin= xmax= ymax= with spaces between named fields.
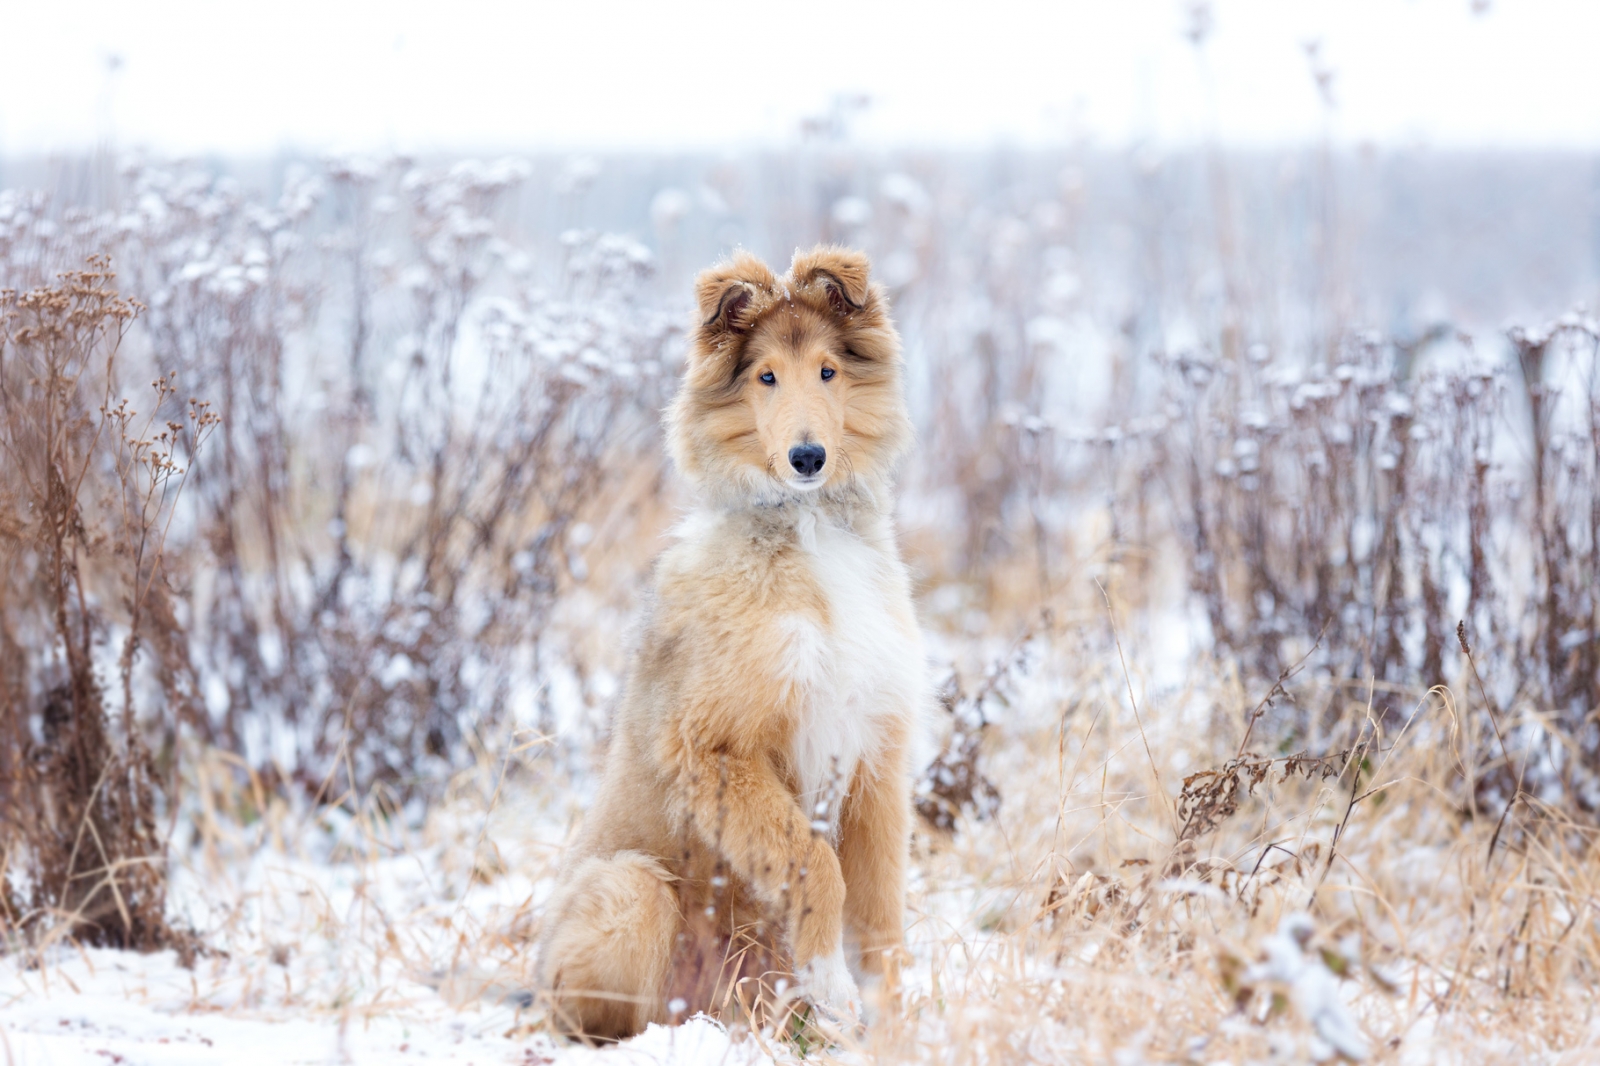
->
xmin=6 ymin=628 xmax=1598 ymax=1064
xmin=1 ymin=778 xmax=780 ymax=1065
xmin=0 ymin=955 xmax=756 ymax=1066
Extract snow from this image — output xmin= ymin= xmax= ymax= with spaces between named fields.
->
xmin=0 ymin=950 xmax=766 ymax=1065
xmin=1 ymin=946 xmax=535 ymax=1065
xmin=1245 ymin=914 xmax=1369 ymax=1062
xmin=0 ymin=772 xmax=792 ymax=1066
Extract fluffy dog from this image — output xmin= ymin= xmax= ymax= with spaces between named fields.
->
xmin=537 ymin=246 xmax=925 ymax=1040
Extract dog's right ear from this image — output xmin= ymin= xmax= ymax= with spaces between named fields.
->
xmin=693 ymin=253 xmax=776 ymax=340
xmin=705 ymin=284 xmax=753 ymax=334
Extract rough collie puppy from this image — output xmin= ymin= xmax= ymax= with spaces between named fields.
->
xmin=536 ymin=246 xmax=925 ymax=1040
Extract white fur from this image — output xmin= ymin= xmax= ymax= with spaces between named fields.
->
xmin=795 ymin=507 xmax=818 ymax=552
xmin=779 ymin=509 xmax=922 ymax=835
xmin=798 ymin=950 xmax=862 ymax=1026
xmin=669 ymin=506 xmax=725 ymax=545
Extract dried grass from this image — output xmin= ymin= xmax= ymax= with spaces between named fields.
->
xmin=1 ymin=150 xmax=1596 ymax=1061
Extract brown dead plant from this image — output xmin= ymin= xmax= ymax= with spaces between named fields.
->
xmin=0 ymin=257 xmax=215 ymax=951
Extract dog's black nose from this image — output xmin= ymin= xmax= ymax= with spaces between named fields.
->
xmin=788 ymin=443 xmax=826 ymax=477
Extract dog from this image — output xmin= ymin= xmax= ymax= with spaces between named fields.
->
xmin=536 ymin=246 xmax=925 ymax=1041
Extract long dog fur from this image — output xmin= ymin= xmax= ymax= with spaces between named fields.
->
xmin=537 ymin=246 xmax=925 ymax=1040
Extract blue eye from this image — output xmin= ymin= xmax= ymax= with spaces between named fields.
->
xmin=820 ymin=367 xmax=836 ymax=381
xmin=759 ymin=370 xmax=776 ymax=385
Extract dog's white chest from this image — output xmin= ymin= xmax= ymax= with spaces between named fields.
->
xmin=777 ymin=515 xmax=921 ymax=829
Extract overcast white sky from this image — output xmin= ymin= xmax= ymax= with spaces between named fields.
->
xmin=1 ymin=0 xmax=1597 ymax=156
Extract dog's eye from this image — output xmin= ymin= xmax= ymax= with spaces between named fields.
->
xmin=759 ymin=370 xmax=776 ymax=385
xmin=820 ymin=367 xmax=836 ymax=381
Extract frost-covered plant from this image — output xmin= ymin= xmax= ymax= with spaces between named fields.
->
xmin=1 ymin=157 xmax=676 ymax=799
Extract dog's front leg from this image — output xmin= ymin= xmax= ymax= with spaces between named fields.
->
xmin=673 ymin=747 xmax=858 ymax=1020
xmin=838 ymin=729 xmax=910 ymax=985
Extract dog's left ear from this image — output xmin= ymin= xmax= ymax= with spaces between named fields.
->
xmin=792 ymin=246 xmax=872 ymax=316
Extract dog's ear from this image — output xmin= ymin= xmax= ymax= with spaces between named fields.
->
xmin=792 ymin=246 xmax=872 ymax=316
xmin=694 ymin=253 xmax=775 ymax=338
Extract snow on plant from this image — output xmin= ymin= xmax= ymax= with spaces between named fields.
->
xmin=1 ymin=146 xmax=1598 ymax=1063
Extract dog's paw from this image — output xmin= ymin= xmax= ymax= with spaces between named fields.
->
xmin=799 ymin=952 xmax=862 ymax=1029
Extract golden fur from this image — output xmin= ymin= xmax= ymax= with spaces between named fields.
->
xmin=537 ymin=246 xmax=924 ymax=1040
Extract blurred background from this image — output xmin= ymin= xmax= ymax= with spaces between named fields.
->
xmin=4 ymin=0 xmax=1599 ymax=814
xmin=3 ymin=5 xmax=1599 ymax=1035
xmin=5 ymin=0 xmax=1599 ymax=322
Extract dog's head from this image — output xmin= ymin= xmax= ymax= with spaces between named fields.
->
xmin=668 ymin=246 xmax=910 ymax=503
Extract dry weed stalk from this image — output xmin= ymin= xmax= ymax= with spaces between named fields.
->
xmin=0 ymin=259 xmax=211 ymax=951
xmin=915 ymin=624 xmax=1038 ymax=832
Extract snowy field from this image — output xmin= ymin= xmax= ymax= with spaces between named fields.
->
xmin=3 ymin=144 xmax=1598 ymax=1064
xmin=8 ymin=616 xmax=1598 ymax=1064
